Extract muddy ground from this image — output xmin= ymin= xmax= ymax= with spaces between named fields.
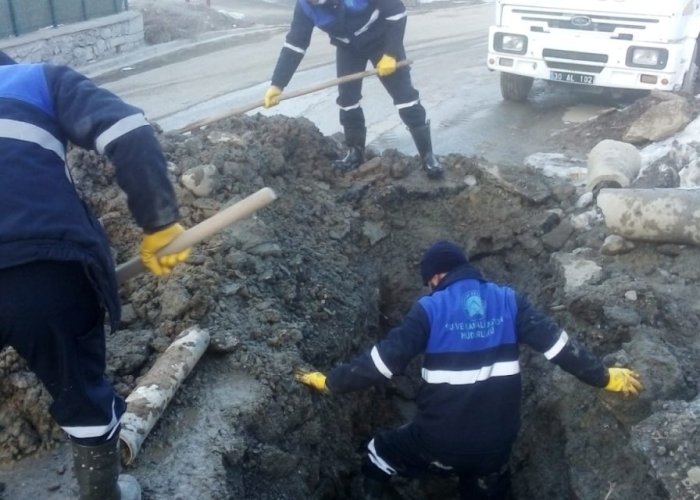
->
xmin=2 ymin=2 xmax=700 ymax=500
xmin=131 ymin=0 xmax=251 ymax=44
xmin=1 ymin=107 xmax=700 ymax=499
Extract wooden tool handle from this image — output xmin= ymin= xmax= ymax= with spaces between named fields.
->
xmin=178 ymin=59 xmax=413 ymax=133
xmin=116 ymin=187 xmax=277 ymax=284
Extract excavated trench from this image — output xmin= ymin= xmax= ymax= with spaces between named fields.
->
xmin=1 ymin=114 xmax=699 ymax=499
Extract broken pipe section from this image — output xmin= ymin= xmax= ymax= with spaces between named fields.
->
xmin=587 ymin=139 xmax=641 ymax=192
xmin=119 ymin=327 xmax=210 ymax=465
xmin=597 ymin=188 xmax=700 ymax=245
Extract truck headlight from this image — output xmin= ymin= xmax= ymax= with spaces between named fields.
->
xmin=494 ymin=33 xmax=527 ymax=55
xmin=626 ymin=47 xmax=668 ymax=68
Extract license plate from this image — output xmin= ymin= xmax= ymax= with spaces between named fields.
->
xmin=550 ymin=71 xmax=595 ymax=85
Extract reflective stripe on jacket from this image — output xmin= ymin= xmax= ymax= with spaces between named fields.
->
xmin=271 ymin=0 xmax=408 ymax=88
xmin=0 ymin=63 xmax=180 ymax=330
xmin=327 ymin=264 xmax=608 ymax=454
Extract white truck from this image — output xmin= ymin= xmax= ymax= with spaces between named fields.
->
xmin=487 ymin=0 xmax=700 ymax=101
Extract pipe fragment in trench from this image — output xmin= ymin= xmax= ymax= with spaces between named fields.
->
xmin=597 ymin=187 xmax=700 ymax=245
xmin=586 ymin=139 xmax=641 ymax=192
xmin=119 ymin=326 xmax=210 ymax=466
xmin=116 ymin=187 xmax=277 ymax=284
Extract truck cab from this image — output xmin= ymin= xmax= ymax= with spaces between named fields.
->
xmin=487 ymin=0 xmax=700 ymax=101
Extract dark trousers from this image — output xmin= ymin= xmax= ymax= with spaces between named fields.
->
xmin=363 ymin=424 xmax=512 ymax=500
xmin=0 ymin=260 xmax=124 ymax=444
xmin=335 ymin=45 xmax=427 ymax=131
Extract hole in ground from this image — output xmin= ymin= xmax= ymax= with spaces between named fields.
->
xmin=1 ymin=115 xmax=688 ymax=500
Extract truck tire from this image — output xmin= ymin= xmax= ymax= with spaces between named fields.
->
xmin=500 ymin=72 xmax=534 ymax=102
xmin=680 ymin=42 xmax=698 ymax=95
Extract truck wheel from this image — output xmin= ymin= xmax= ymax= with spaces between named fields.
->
xmin=500 ymin=73 xmax=534 ymax=102
xmin=681 ymin=42 xmax=698 ymax=95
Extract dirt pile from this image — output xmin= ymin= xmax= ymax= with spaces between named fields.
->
xmin=1 ymin=111 xmax=700 ymax=499
xmin=131 ymin=0 xmax=249 ymax=45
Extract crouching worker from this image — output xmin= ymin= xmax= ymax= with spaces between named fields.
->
xmin=0 ymin=52 xmax=191 ymax=499
xmin=295 ymin=240 xmax=642 ymax=499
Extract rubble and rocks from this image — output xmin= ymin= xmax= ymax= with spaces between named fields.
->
xmin=632 ymin=398 xmax=700 ymax=500
xmin=623 ymin=92 xmax=696 ymax=144
xmin=550 ymin=91 xmax=700 ymax=152
xmin=1 ymin=109 xmax=700 ymax=499
xmin=131 ymin=0 xmax=247 ymax=44
xmin=2 ymin=4 xmax=700 ymax=496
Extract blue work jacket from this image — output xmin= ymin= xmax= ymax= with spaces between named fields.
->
xmin=327 ymin=264 xmax=609 ymax=454
xmin=271 ymin=0 xmax=408 ymax=88
xmin=0 ymin=63 xmax=180 ymax=330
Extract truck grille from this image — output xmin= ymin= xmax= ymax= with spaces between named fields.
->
xmin=512 ymin=8 xmax=657 ymax=33
xmin=542 ymin=49 xmax=608 ymax=74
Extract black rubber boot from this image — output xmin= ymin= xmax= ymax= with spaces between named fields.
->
xmin=72 ymin=434 xmax=141 ymax=500
xmin=409 ymin=122 xmax=444 ymax=179
xmin=333 ymin=126 xmax=366 ymax=171
xmin=362 ymin=476 xmax=386 ymax=500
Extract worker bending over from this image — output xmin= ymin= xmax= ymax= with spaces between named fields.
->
xmin=0 ymin=52 xmax=190 ymax=499
xmin=296 ymin=240 xmax=642 ymax=499
xmin=264 ymin=0 xmax=444 ymax=179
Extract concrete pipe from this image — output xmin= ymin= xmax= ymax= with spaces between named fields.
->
xmin=597 ymin=188 xmax=700 ymax=245
xmin=119 ymin=327 xmax=210 ymax=466
xmin=587 ymin=139 xmax=641 ymax=192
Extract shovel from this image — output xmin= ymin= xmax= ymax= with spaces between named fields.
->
xmin=115 ymin=186 xmax=277 ymax=284
xmin=177 ymin=59 xmax=413 ymax=133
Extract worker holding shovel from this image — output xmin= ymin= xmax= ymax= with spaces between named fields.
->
xmin=0 ymin=52 xmax=190 ymax=499
xmin=296 ymin=240 xmax=643 ymax=499
xmin=263 ymin=0 xmax=444 ymax=179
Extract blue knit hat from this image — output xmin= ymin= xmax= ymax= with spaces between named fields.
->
xmin=420 ymin=240 xmax=468 ymax=285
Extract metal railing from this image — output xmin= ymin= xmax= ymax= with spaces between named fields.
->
xmin=0 ymin=0 xmax=128 ymax=39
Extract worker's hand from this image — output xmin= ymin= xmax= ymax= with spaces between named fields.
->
xmin=264 ymin=85 xmax=282 ymax=108
xmin=376 ymin=54 xmax=397 ymax=77
xmin=139 ymin=223 xmax=191 ymax=276
xmin=605 ymin=368 xmax=643 ymax=397
xmin=294 ymin=368 xmax=328 ymax=393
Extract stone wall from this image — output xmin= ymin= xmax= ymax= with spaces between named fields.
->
xmin=0 ymin=10 xmax=144 ymax=67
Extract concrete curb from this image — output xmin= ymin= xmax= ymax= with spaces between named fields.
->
xmin=80 ymin=24 xmax=287 ymax=81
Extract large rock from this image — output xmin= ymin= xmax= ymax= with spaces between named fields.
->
xmin=180 ymin=164 xmax=219 ymax=197
xmin=624 ymin=93 xmax=694 ymax=143
xmin=631 ymin=397 xmax=700 ymax=499
xmin=551 ymin=252 xmax=603 ymax=295
xmin=632 ymin=155 xmax=681 ymax=188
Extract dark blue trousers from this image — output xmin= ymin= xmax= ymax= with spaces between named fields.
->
xmin=335 ymin=44 xmax=427 ymax=132
xmin=363 ymin=423 xmax=512 ymax=500
xmin=0 ymin=260 xmax=124 ymax=444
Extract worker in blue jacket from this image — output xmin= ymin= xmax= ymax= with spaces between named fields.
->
xmin=0 ymin=52 xmax=190 ymax=500
xmin=263 ymin=0 xmax=443 ymax=179
xmin=295 ymin=240 xmax=642 ymax=499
